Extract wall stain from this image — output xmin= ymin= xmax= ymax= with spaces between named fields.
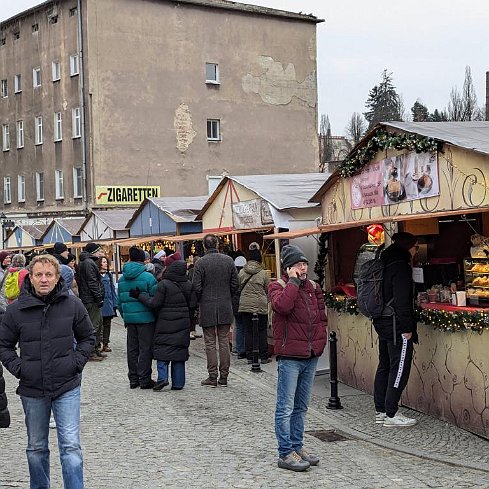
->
xmin=174 ymin=103 xmax=196 ymax=153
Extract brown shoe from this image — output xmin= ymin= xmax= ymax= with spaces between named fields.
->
xmin=102 ymin=344 xmax=112 ymax=352
xmin=89 ymin=353 xmax=103 ymax=362
xmin=201 ymin=377 xmax=217 ymax=387
xmin=218 ymin=378 xmax=227 ymax=387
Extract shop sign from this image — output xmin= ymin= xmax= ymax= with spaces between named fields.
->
xmin=95 ymin=186 xmax=160 ymax=206
xmin=350 ymin=152 xmax=439 ymax=209
xmin=232 ymin=199 xmax=274 ymax=229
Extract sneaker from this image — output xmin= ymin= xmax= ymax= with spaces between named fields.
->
xmin=49 ymin=416 xmax=56 ymax=429
xmin=153 ymin=380 xmax=169 ymax=391
xmin=201 ymin=377 xmax=218 ymax=387
xmin=190 ymin=331 xmax=196 ymax=340
xmin=277 ymin=451 xmax=310 ymax=472
xmin=140 ymin=380 xmax=156 ymax=389
xmin=383 ymin=413 xmax=417 ymax=427
xmin=375 ymin=412 xmax=386 ymax=424
xmin=296 ymin=448 xmax=319 ymax=466
xmin=218 ymin=378 xmax=227 ymax=387
xmin=102 ymin=344 xmax=112 ymax=352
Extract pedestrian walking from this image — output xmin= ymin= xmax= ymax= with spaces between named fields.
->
xmin=269 ymin=244 xmax=327 ymax=472
xmin=0 ymin=312 xmax=10 ymax=428
xmin=117 ymin=246 xmax=158 ymax=389
xmin=187 ymin=255 xmax=202 ymax=340
xmin=4 ymin=253 xmax=29 ymax=303
xmin=0 ymin=253 xmax=95 ymax=488
xmin=78 ymin=242 xmax=106 ymax=361
xmin=131 ymin=252 xmax=197 ymax=391
xmin=67 ymin=253 xmax=79 ymax=296
xmin=99 ymin=256 xmax=117 ymax=353
xmin=233 ymin=255 xmax=247 ymax=357
xmin=50 ymin=242 xmax=75 ymax=295
xmin=373 ymin=232 xmax=418 ymax=428
xmin=0 ymin=251 xmax=12 ymax=312
xmin=192 ymin=234 xmax=239 ymax=387
xmin=151 ymin=250 xmax=166 ymax=280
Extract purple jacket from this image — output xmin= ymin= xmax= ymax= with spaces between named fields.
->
xmin=269 ymin=275 xmax=327 ymax=358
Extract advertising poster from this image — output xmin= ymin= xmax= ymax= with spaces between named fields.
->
xmin=232 ymin=199 xmax=275 ymax=229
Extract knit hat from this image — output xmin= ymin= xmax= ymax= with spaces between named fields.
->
xmin=154 ymin=250 xmax=166 ymax=260
xmin=249 ymin=249 xmax=262 ymax=262
xmin=53 ymin=242 xmax=68 ymax=254
xmin=0 ymin=251 xmax=11 ymax=265
xmin=164 ymin=252 xmax=181 ymax=267
xmin=392 ymin=232 xmax=417 ymax=251
xmin=249 ymin=242 xmax=260 ymax=251
xmin=129 ymin=246 xmax=146 ymax=263
xmin=144 ymin=251 xmax=150 ymax=261
xmin=84 ymin=242 xmax=101 ymax=254
xmin=234 ymin=256 xmax=246 ymax=268
xmin=281 ymin=245 xmax=308 ymax=269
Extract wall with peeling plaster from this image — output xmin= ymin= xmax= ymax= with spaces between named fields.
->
xmin=84 ymin=0 xmax=319 ymax=200
xmin=330 ymin=312 xmax=489 ymax=439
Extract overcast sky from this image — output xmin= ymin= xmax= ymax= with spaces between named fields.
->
xmin=3 ymin=0 xmax=488 ymax=135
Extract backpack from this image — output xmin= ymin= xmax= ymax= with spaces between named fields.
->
xmin=4 ymin=271 xmax=21 ymax=301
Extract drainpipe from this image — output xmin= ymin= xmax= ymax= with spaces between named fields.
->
xmin=77 ymin=0 xmax=89 ymax=215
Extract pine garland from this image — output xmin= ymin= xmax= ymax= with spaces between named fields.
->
xmin=324 ymin=293 xmax=489 ymax=333
xmin=338 ymin=129 xmax=441 ymax=178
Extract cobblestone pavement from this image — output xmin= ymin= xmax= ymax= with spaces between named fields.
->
xmin=1 ymin=319 xmax=489 ymax=488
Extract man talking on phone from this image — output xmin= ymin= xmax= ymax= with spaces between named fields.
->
xmin=269 ymin=244 xmax=327 ymax=472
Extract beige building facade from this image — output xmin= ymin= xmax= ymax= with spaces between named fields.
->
xmin=0 ymin=0 xmax=321 ymax=222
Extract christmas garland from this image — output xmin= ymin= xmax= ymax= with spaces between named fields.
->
xmin=338 ymin=129 xmax=441 ymax=178
xmin=324 ymin=293 xmax=489 ymax=334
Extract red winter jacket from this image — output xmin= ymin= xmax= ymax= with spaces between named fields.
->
xmin=269 ymin=275 xmax=327 ymax=358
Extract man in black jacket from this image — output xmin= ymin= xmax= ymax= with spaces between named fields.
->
xmin=373 ymin=232 xmax=418 ymax=428
xmin=78 ymin=241 xmax=106 ymax=361
xmin=0 ymin=254 xmax=95 ymax=488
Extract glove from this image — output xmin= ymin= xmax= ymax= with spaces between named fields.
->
xmin=129 ymin=287 xmax=141 ymax=299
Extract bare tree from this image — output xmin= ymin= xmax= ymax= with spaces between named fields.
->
xmin=448 ymin=66 xmax=480 ymax=121
xmin=345 ymin=112 xmax=366 ymax=145
xmin=319 ymin=114 xmax=334 ymax=172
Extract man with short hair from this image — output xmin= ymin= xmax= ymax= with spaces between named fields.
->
xmin=269 ymin=244 xmax=327 ymax=472
xmin=0 ymin=253 xmax=95 ymax=488
xmin=78 ymin=242 xmax=106 ymax=361
xmin=192 ymin=234 xmax=239 ymax=387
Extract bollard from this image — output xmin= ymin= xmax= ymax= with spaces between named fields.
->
xmin=326 ymin=331 xmax=343 ymax=409
xmin=251 ymin=313 xmax=262 ymax=373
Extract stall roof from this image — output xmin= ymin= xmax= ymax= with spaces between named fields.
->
xmin=198 ymin=173 xmax=330 ymax=219
xmin=80 ymin=209 xmax=136 ymax=232
xmin=21 ymin=224 xmax=50 ymax=239
xmin=56 ymin=218 xmax=86 ymax=236
xmin=127 ymin=196 xmax=208 ymax=228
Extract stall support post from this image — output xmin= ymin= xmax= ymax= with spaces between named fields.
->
xmin=326 ymin=331 xmax=343 ymax=410
xmin=250 ymin=313 xmax=262 ymax=373
xmin=274 ymin=227 xmax=281 ymax=279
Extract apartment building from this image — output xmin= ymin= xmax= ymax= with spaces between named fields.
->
xmin=0 ymin=0 xmax=322 ymax=221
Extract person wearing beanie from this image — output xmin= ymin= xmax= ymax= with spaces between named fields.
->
xmin=151 ymin=250 xmax=166 ymax=281
xmin=131 ymin=251 xmax=196 ymax=391
xmin=373 ymin=231 xmax=418 ymax=428
xmin=144 ymin=251 xmax=155 ymax=274
xmin=51 ymin=243 xmax=75 ymax=297
xmin=269 ymin=243 xmax=327 ymax=472
xmin=117 ymin=247 xmax=158 ymax=389
xmin=0 ymin=251 xmax=12 ymax=312
xmin=78 ymin=242 xmax=106 ymax=361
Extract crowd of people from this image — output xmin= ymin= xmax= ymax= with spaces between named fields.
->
xmin=0 ymin=230 xmax=420 ymax=485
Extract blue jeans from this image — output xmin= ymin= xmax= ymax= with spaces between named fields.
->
xmin=21 ymin=386 xmax=84 ymax=489
xmin=157 ymin=360 xmax=186 ymax=389
xmin=275 ymin=357 xmax=319 ymax=458
xmin=234 ymin=313 xmax=245 ymax=355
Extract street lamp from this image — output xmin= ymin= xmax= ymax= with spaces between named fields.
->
xmin=0 ymin=213 xmax=15 ymax=250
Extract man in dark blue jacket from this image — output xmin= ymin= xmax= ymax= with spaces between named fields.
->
xmin=0 ymin=254 xmax=95 ymax=489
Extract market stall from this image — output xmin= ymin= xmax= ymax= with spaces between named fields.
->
xmin=41 ymin=218 xmax=85 ymax=244
xmin=78 ymin=209 xmax=136 ymax=242
xmin=5 ymin=223 xmax=50 ymax=249
xmin=310 ymin=121 xmax=489 ymax=438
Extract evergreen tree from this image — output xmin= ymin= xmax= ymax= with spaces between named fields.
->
xmin=428 ymin=109 xmax=448 ymax=122
xmin=364 ymin=70 xmax=403 ymax=129
xmin=411 ymin=100 xmax=429 ymax=122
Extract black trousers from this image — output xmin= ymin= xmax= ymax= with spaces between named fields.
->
xmin=374 ymin=336 xmax=414 ymax=417
xmin=126 ymin=322 xmax=155 ymax=386
xmin=102 ymin=316 xmax=112 ymax=345
xmin=241 ymin=312 xmax=268 ymax=359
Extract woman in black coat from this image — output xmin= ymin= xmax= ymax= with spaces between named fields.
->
xmin=133 ymin=252 xmax=197 ymax=391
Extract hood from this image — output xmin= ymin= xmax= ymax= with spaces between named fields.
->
xmin=122 ymin=261 xmax=147 ymax=280
xmin=52 ymin=252 xmax=69 ymax=265
xmin=381 ymin=243 xmax=411 ymax=265
xmin=163 ymin=261 xmax=187 ymax=282
xmin=243 ymin=260 xmax=263 ymax=275
xmin=17 ymin=275 xmax=68 ymax=308
xmin=7 ymin=266 xmax=23 ymax=273
xmin=79 ymin=251 xmax=98 ymax=262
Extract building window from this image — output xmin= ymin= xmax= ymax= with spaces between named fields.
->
xmin=13 ymin=31 xmax=20 ymax=40
xmin=14 ymin=74 xmax=21 ymax=93
xmin=33 ymin=67 xmax=41 ymax=88
xmin=70 ymin=54 xmax=79 ymax=76
xmin=4 ymin=177 xmax=11 ymax=204
xmin=52 ymin=60 xmax=61 ymax=81
xmin=18 ymin=175 xmax=25 ymax=203
xmin=72 ymin=107 xmax=81 ymax=138
xmin=73 ymin=167 xmax=83 ymax=198
xmin=17 ymin=120 xmax=24 ymax=148
xmin=54 ymin=112 xmax=62 ymax=141
xmin=207 ymin=119 xmax=220 ymax=141
xmin=36 ymin=172 xmax=44 ymax=201
xmin=2 ymin=124 xmax=10 ymax=151
xmin=49 ymin=15 xmax=58 ymax=25
xmin=0 ymin=38 xmax=5 ymax=46
xmin=55 ymin=170 xmax=64 ymax=199
xmin=205 ymin=63 xmax=220 ymax=84
xmin=32 ymin=24 xmax=39 ymax=33
xmin=1 ymin=79 xmax=7 ymax=98
xmin=35 ymin=116 xmax=43 ymax=145
xmin=69 ymin=7 xmax=78 ymax=16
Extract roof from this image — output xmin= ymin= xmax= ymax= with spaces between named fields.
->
xmin=55 ymin=218 xmax=86 ymax=236
xmin=198 ymin=173 xmax=330 ymax=219
xmin=20 ymin=224 xmax=50 ymax=239
xmin=150 ymin=196 xmax=208 ymax=222
xmin=310 ymin=121 xmax=489 ymax=203
xmin=88 ymin=209 xmax=136 ymax=231
xmin=1 ymin=0 xmax=322 ymax=26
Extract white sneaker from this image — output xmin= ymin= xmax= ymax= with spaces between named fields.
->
xmin=49 ymin=416 xmax=56 ymax=429
xmin=375 ymin=412 xmax=386 ymax=424
xmin=383 ymin=413 xmax=417 ymax=427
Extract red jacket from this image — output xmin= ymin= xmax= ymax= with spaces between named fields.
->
xmin=269 ymin=275 xmax=327 ymax=358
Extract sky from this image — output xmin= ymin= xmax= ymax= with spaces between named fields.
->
xmin=3 ymin=0 xmax=488 ymax=136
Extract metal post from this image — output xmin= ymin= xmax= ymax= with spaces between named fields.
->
xmin=250 ymin=313 xmax=262 ymax=373
xmin=326 ymin=331 xmax=343 ymax=410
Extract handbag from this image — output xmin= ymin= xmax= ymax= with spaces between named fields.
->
xmin=233 ymin=273 xmax=253 ymax=313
